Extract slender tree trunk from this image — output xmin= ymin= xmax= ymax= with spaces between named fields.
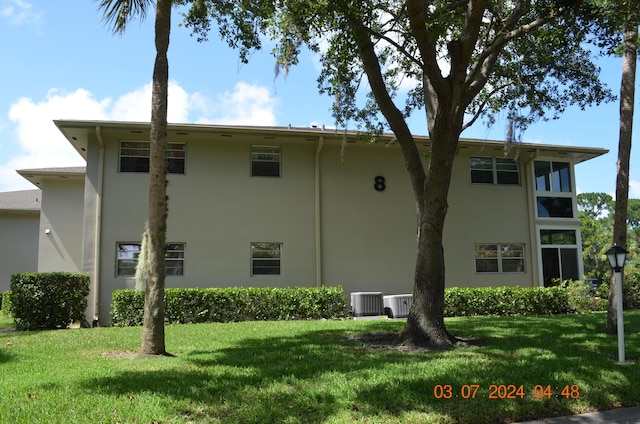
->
xmin=606 ymin=18 xmax=637 ymax=335
xmin=141 ymin=0 xmax=171 ymax=356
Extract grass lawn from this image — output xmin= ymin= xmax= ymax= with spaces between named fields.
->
xmin=0 ymin=311 xmax=639 ymax=424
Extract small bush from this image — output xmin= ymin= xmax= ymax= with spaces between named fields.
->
xmin=1 ymin=291 xmax=11 ymax=315
xmin=111 ymin=286 xmax=348 ymax=326
xmin=563 ymin=280 xmax=606 ymax=313
xmin=10 ymin=272 xmax=90 ymax=331
xmin=595 ymin=271 xmax=640 ymax=311
xmin=444 ymin=286 xmax=571 ymax=317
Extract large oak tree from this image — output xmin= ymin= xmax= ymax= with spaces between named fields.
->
xmin=185 ymin=0 xmax=612 ymax=349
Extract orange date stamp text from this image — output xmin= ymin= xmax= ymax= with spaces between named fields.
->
xmin=433 ymin=384 xmax=580 ymax=399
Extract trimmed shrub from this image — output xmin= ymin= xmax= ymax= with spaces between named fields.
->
xmin=111 ymin=286 xmax=348 ymax=326
xmin=444 ymin=286 xmax=571 ymax=317
xmin=1 ymin=291 xmax=11 ymax=315
xmin=9 ymin=272 xmax=90 ymax=331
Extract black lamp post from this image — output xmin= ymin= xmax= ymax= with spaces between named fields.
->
xmin=605 ymin=244 xmax=628 ymax=363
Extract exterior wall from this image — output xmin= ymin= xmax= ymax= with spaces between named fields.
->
xmin=37 ymin=178 xmax=85 ymax=272
xmin=69 ymin=124 xmax=591 ymax=323
xmin=319 ymin=142 xmax=417 ymax=295
xmin=445 ymin=154 xmax=534 ymax=287
xmin=0 ymin=212 xmax=39 ymax=292
xmin=93 ymin=129 xmax=320 ymax=322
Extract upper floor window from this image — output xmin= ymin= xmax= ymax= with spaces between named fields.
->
xmin=535 ymin=161 xmax=571 ymax=192
xmin=251 ymin=242 xmax=282 ymax=276
xmin=475 ymin=243 xmax=525 ymax=273
xmin=251 ymin=145 xmax=281 ymax=177
xmin=534 ymin=161 xmax=574 ymax=218
xmin=470 ymin=157 xmax=519 ymax=185
xmin=119 ymin=141 xmax=186 ymax=174
xmin=116 ymin=242 xmax=185 ymax=276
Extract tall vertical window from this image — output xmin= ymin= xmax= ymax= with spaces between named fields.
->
xmin=474 ymin=243 xmax=525 ymax=273
xmin=119 ymin=141 xmax=186 ymax=174
xmin=251 ymin=242 xmax=282 ymax=275
xmin=534 ymin=161 xmax=574 ymax=218
xmin=251 ymin=145 xmax=281 ymax=177
xmin=116 ymin=242 xmax=185 ymax=276
xmin=535 ymin=161 xmax=571 ymax=192
xmin=470 ymin=157 xmax=519 ymax=185
xmin=540 ymin=229 xmax=579 ymax=286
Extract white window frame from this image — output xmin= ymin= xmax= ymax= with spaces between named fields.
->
xmin=470 ymin=157 xmax=519 ymax=185
xmin=119 ymin=140 xmax=186 ymax=174
xmin=533 ymin=160 xmax=576 ymax=219
xmin=537 ymin=227 xmax=582 ymax=286
xmin=250 ymin=242 xmax=282 ymax=276
xmin=474 ymin=243 xmax=525 ymax=273
xmin=251 ymin=145 xmax=281 ymax=177
xmin=116 ymin=242 xmax=185 ymax=277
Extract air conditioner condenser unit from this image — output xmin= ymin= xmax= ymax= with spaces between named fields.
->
xmin=383 ymin=294 xmax=413 ymax=318
xmin=350 ymin=292 xmax=384 ymax=317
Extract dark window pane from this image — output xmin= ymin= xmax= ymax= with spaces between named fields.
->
xmin=252 ymin=259 xmax=281 ymax=275
xmin=540 ymin=230 xmax=576 ymax=245
xmin=503 ymin=259 xmax=524 ymax=273
xmin=535 ymin=161 xmax=552 ymax=191
xmin=537 ymin=197 xmax=573 ymax=218
xmin=496 ymin=171 xmax=519 ymax=185
xmin=542 ymin=248 xmax=561 ymax=287
xmin=552 ymin=162 xmax=571 ymax=192
xmin=561 ymin=248 xmax=579 ymax=281
xmin=252 ymin=161 xmax=280 ymax=177
xmin=120 ymin=157 xmax=150 ymax=172
xmin=476 ymin=259 xmax=498 ymax=272
xmin=168 ymin=158 xmax=185 ymax=174
xmin=470 ymin=170 xmax=493 ymax=183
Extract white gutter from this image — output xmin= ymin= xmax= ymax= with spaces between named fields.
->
xmin=315 ymin=135 xmax=324 ymax=286
xmin=93 ymin=126 xmax=105 ymax=325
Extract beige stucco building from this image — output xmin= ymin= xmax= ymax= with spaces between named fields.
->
xmin=1 ymin=120 xmax=607 ymax=324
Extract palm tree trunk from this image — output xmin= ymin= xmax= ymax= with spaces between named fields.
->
xmin=141 ymin=0 xmax=172 ymax=356
xmin=606 ymin=17 xmax=637 ymax=335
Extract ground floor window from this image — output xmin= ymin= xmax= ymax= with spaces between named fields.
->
xmin=539 ymin=229 xmax=579 ymax=286
xmin=116 ymin=242 xmax=185 ymax=276
xmin=474 ymin=243 xmax=525 ymax=273
xmin=251 ymin=242 xmax=282 ymax=276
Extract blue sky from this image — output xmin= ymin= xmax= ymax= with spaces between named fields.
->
xmin=0 ymin=0 xmax=637 ymax=197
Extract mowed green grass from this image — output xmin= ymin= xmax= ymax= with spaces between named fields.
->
xmin=0 ymin=311 xmax=639 ymax=424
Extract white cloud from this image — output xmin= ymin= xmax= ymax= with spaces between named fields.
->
xmin=203 ymin=82 xmax=278 ymax=126
xmin=1 ymin=0 xmax=42 ymax=26
xmin=0 ymin=81 xmax=278 ymax=192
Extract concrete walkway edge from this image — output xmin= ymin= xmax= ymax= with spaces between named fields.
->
xmin=517 ymin=406 xmax=640 ymax=423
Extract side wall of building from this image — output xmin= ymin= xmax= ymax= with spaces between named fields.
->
xmin=37 ymin=178 xmax=85 ymax=272
xmin=0 ymin=212 xmax=39 ymax=292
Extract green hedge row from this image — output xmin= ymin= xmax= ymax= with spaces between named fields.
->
xmin=111 ymin=286 xmax=349 ymax=326
xmin=443 ymin=286 xmax=571 ymax=317
xmin=8 ymin=272 xmax=90 ymax=330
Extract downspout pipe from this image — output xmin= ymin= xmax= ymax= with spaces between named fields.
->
xmin=315 ymin=135 xmax=324 ymax=287
xmin=93 ymin=126 xmax=105 ymax=326
xmin=525 ymin=149 xmax=539 ymax=287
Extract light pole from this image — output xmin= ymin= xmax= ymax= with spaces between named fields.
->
xmin=605 ymin=244 xmax=628 ymax=363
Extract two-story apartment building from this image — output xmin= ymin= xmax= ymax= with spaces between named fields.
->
xmin=2 ymin=119 xmax=607 ymax=324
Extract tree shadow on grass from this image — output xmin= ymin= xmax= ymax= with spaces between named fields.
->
xmin=0 ymin=347 xmax=13 ymax=364
xmin=79 ymin=314 xmax=640 ymax=423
